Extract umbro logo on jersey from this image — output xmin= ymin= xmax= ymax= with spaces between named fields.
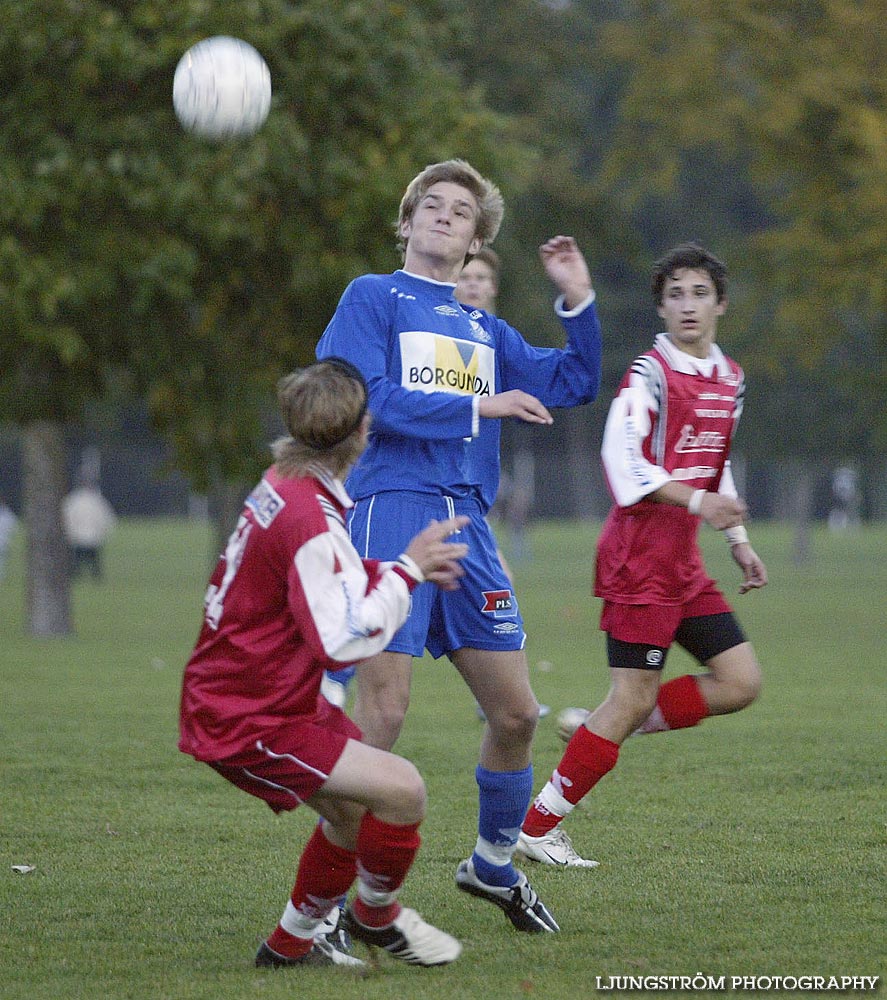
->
xmin=434 ymin=304 xmax=462 ymax=317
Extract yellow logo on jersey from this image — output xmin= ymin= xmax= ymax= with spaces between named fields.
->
xmin=400 ymin=331 xmax=495 ymax=397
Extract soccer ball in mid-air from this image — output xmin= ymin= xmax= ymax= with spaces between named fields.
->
xmin=172 ymin=36 xmax=271 ymax=140
xmin=556 ymin=706 xmax=590 ymax=743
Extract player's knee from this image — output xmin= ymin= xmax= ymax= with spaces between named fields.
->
xmin=487 ymin=700 xmax=538 ymax=747
xmin=732 ymin=657 xmax=762 ymax=709
xmin=373 ymin=701 xmax=409 ymax=743
xmin=609 ymin=676 xmax=660 ymax=733
xmin=382 ymin=758 xmax=426 ymax=824
xmin=356 ymin=687 xmax=410 ymax=750
xmin=719 ymin=652 xmax=762 ymax=712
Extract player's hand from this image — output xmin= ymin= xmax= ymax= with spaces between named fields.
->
xmin=731 ymin=543 xmax=768 ymax=594
xmin=403 ymin=517 xmax=469 ymax=591
xmin=699 ymin=492 xmax=747 ymax=530
xmin=539 ymin=235 xmax=593 ymax=309
xmin=478 ymin=390 xmax=553 ymax=425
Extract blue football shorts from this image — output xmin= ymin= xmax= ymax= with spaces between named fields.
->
xmin=348 ymin=491 xmax=526 ymax=659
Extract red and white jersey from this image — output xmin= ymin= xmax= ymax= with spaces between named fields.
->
xmin=595 ymin=333 xmax=745 ymax=605
xmin=179 ymin=464 xmax=420 ymax=762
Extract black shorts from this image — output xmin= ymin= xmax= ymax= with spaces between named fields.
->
xmin=606 ymin=612 xmax=747 ymax=671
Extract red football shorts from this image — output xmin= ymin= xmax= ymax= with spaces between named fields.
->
xmin=209 ymin=699 xmax=362 ymax=813
xmin=600 ymin=580 xmax=733 ymax=649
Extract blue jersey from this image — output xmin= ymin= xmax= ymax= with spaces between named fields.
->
xmin=316 ymin=269 xmax=602 ymax=512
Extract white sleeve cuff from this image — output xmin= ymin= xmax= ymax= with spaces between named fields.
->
xmin=688 ymin=489 xmax=707 ymax=516
xmin=395 ymin=553 xmax=425 ymax=583
xmin=554 ymin=290 xmax=596 ymax=317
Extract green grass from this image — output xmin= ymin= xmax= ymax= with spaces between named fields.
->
xmin=1 ymin=519 xmax=884 ymax=999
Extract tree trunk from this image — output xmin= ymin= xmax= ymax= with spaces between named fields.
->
xmin=23 ymin=419 xmax=73 ymax=636
xmin=207 ymin=477 xmax=250 ymax=568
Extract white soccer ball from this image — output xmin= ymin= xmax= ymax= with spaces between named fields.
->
xmin=556 ymin=706 xmax=590 ymax=743
xmin=172 ymin=36 xmax=271 ymax=140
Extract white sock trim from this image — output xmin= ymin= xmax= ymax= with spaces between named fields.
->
xmin=279 ymin=900 xmax=321 ymax=940
xmin=535 ymin=780 xmax=573 ymax=819
xmin=356 ymin=880 xmax=398 ymax=908
xmin=473 ymin=835 xmax=516 ymax=867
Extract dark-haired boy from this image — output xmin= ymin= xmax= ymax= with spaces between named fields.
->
xmin=519 ymin=243 xmax=767 ymax=868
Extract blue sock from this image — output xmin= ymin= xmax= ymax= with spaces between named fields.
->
xmin=326 ymin=665 xmax=356 ymax=686
xmin=471 ymin=764 xmax=533 ymax=887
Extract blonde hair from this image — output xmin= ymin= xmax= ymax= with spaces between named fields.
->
xmin=272 ymin=359 xmax=368 ymax=478
xmin=396 ymin=159 xmax=504 ymax=257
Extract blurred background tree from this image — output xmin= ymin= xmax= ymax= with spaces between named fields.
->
xmin=0 ymin=0 xmax=527 ymax=634
xmin=440 ymin=0 xmax=886 ymax=543
xmin=1 ymin=0 xmax=883 ymax=632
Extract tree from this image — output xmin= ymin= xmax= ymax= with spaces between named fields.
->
xmin=0 ymin=0 xmax=528 ymax=634
xmin=592 ymin=0 xmax=887 ymax=434
xmin=438 ymin=0 xmax=886 ymax=526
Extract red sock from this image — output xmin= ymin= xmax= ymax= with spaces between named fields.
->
xmin=351 ymin=813 xmax=420 ymax=928
xmin=523 ymin=728 xmax=620 ymax=836
xmin=265 ymin=929 xmax=313 ymax=960
xmin=267 ymin=824 xmax=357 ymax=958
xmin=658 ymin=674 xmax=709 ymax=729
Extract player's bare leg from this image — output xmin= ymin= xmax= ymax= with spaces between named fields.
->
xmin=635 ymin=641 xmax=761 ymax=734
xmin=352 ymin=650 xmax=413 ymax=751
xmin=694 ymin=641 xmax=762 ymax=716
xmin=312 ymin=739 xmax=427 ymax=836
xmin=455 ymin=647 xmax=539 ymax=771
xmin=451 ymin=648 xmax=558 ymax=932
xmin=584 ymin=667 xmax=662 ymax=743
xmin=259 ymin=740 xmax=460 ymax=969
xmin=519 ymin=667 xmax=657 ymax=868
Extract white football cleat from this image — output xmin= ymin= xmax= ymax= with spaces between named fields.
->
xmin=342 ymin=906 xmax=461 ymax=966
xmin=516 ymin=827 xmax=599 ymax=868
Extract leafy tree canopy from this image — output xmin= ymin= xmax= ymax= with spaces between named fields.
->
xmin=0 ymin=0 xmax=529 ymax=485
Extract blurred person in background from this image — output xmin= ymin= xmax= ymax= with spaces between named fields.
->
xmin=0 ymin=495 xmax=19 ymax=581
xmin=63 ymin=476 xmax=117 ymax=580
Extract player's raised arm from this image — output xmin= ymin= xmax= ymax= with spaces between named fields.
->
xmin=538 ymin=236 xmax=594 ymax=310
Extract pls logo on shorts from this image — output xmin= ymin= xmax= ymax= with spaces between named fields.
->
xmin=481 ymin=589 xmax=516 ymax=618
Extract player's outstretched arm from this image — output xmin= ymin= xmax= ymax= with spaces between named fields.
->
xmin=538 ymin=235 xmax=594 ymax=310
xmin=478 ymin=390 xmax=553 ymax=425
xmin=731 ymin=543 xmax=768 ymax=594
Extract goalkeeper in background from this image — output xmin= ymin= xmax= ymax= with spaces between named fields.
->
xmin=519 ymin=242 xmax=767 ymax=867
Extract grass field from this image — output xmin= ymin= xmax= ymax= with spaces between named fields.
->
xmin=1 ymin=518 xmax=884 ymax=1000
